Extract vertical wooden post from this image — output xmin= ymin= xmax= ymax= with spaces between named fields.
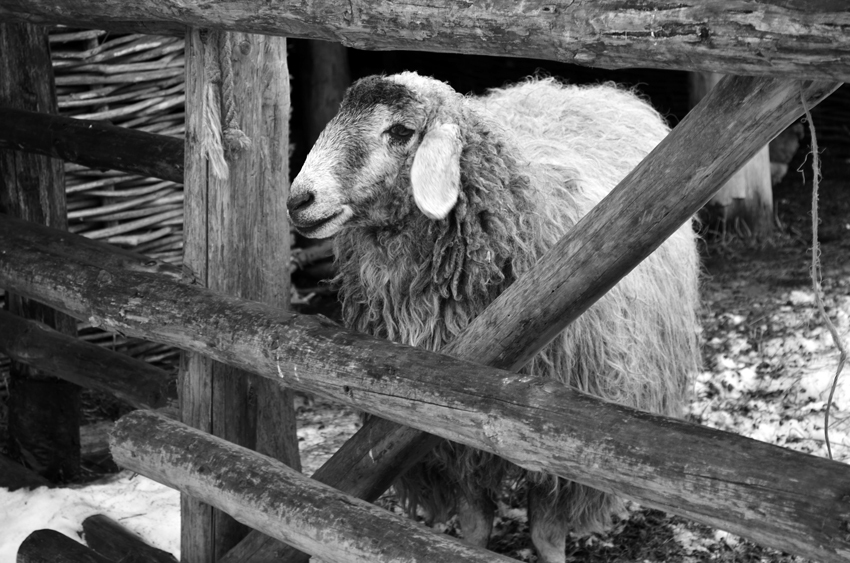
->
xmin=181 ymin=30 xmax=299 ymax=562
xmin=0 ymin=22 xmax=81 ymax=482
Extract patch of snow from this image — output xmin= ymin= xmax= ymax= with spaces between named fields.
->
xmin=0 ymin=472 xmax=180 ymax=563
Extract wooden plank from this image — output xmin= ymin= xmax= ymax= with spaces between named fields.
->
xmin=0 ymin=108 xmax=183 ymax=184
xmin=2 ymin=1 xmax=850 ymax=80
xmin=0 ymin=308 xmax=175 ymax=410
xmin=82 ymin=514 xmax=177 ymax=563
xmin=3 ymin=216 xmax=850 ymax=563
xmin=180 ymin=29 xmax=299 ymax=562
xmin=223 ymin=75 xmax=845 ymax=562
xmin=16 ymin=529 xmax=114 ymax=563
xmin=0 ymin=21 xmax=81 ymax=483
xmin=111 ymin=409 xmax=517 ymax=563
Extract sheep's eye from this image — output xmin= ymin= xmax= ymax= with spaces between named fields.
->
xmin=387 ymin=123 xmax=414 ymax=142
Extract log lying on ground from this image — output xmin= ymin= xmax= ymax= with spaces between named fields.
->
xmin=0 ymin=108 xmax=184 ymax=184
xmin=2 ymin=1 xmax=850 ymax=81
xmin=224 ymin=75 xmax=846 ymax=563
xmin=16 ymin=529 xmax=114 ymax=563
xmin=0 ymin=308 xmax=175 ymax=410
xmin=110 ymin=410 xmax=514 ymax=563
xmin=82 ymin=514 xmax=177 ymax=563
xmin=3 ymin=214 xmax=850 ymax=562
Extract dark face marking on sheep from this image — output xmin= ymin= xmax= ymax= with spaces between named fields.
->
xmin=342 ymin=76 xmax=417 ymax=114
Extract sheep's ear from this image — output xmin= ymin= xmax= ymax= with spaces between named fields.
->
xmin=411 ymin=123 xmax=461 ymax=220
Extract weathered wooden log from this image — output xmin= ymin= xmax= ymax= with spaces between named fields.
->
xmin=81 ymin=514 xmax=177 ymax=563
xmin=111 ymin=410 xmax=514 ymax=563
xmin=0 ymin=108 xmax=184 ymax=184
xmin=0 ymin=308 xmax=175 ymax=410
xmin=1 ymin=20 xmax=81 ymax=483
xmin=226 ymin=75 xmax=846 ymax=562
xmin=3 ymin=216 xmax=850 ymax=563
xmin=180 ymin=29 xmax=300 ymax=562
xmin=16 ymin=529 xmax=114 ymax=563
xmin=2 ymin=1 xmax=850 ymax=81
xmin=0 ymin=453 xmax=52 ymax=491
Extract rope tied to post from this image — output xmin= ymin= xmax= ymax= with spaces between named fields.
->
xmin=198 ymin=29 xmax=251 ymax=179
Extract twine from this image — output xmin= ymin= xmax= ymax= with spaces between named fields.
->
xmin=198 ymin=29 xmax=251 ymax=180
xmin=801 ymin=86 xmax=848 ymax=460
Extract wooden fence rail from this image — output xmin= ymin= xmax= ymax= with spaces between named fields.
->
xmin=0 ymin=308 xmax=175 ymax=410
xmin=2 ymin=1 xmax=850 ymax=81
xmin=111 ymin=410 xmax=515 ymax=563
xmin=0 ymin=107 xmax=184 ymax=184
xmin=2 ymin=215 xmax=850 ymax=563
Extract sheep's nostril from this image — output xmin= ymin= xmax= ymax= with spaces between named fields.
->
xmin=287 ymin=191 xmax=315 ymax=214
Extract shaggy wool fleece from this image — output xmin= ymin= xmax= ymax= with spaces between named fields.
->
xmin=327 ymin=75 xmax=701 ymax=534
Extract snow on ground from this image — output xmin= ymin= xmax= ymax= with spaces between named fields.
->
xmin=0 ymin=471 xmax=180 ymax=561
xmin=691 ymin=285 xmax=850 ymax=462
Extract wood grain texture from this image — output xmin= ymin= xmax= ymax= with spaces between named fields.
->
xmin=0 ymin=308 xmax=175 ymax=410
xmin=2 ymin=1 xmax=850 ymax=80
xmin=0 ymin=21 xmax=81 ymax=483
xmin=111 ymin=410 xmax=517 ymax=563
xmin=181 ymin=29 xmax=298 ymax=562
xmin=3 ymin=216 xmax=850 ymax=562
xmin=0 ymin=108 xmax=184 ymax=184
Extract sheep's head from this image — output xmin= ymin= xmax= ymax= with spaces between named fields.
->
xmin=288 ymin=72 xmax=464 ymax=238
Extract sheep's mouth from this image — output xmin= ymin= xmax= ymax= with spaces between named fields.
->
xmin=292 ymin=209 xmax=351 ymax=238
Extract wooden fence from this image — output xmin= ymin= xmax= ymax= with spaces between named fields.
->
xmin=1 ymin=2 xmax=849 ymax=563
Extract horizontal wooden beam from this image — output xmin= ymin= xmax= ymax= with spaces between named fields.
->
xmin=0 ymin=107 xmax=184 ymax=184
xmin=0 ymin=308 xmax=175 ymax=410
xmin=111 ymin=410 xmax=513 ymax=563
xmin=2 ymin=216 xmax=850 ymax=562
xmin=2 ymin=1 xmax=850 ymax=80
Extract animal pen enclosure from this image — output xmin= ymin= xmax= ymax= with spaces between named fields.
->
xmin=1 ymin=2 xmax=849 ymax=562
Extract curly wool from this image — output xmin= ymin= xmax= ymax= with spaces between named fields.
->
xmin=334 ymin=77 xmax=701 ymax=533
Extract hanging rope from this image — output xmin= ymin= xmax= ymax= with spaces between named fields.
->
xmin=801 ymin=86 xmax=848 ymax=460
xmin=197 ymin=29 xmax=251 ymax=180
xmin=218 ymin=32 xmax=251 ymax=157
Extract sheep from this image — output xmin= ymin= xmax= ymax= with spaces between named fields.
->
xmin=287 ymin=71 xmax=701 ymax=563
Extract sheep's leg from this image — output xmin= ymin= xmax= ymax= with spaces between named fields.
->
xmin=457 ymin=483 xmax=495 ymax=548
xmin=528 ymin=483 xmax=568 ymax=563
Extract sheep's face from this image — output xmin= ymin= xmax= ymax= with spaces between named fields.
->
xmin=288 ymin=73 xmax=462 ymax=239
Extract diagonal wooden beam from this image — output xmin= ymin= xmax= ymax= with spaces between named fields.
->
xmin=220 ymin=75 xmax=843 ymax=563
xmin=1 ymin=1 xmax=850 ymax=81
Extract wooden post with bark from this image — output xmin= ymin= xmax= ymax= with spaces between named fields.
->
xmin=0 ymin=21 xmax=81 ymax=483
xmin=180 ymin=29 xmax=300 ymax=562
